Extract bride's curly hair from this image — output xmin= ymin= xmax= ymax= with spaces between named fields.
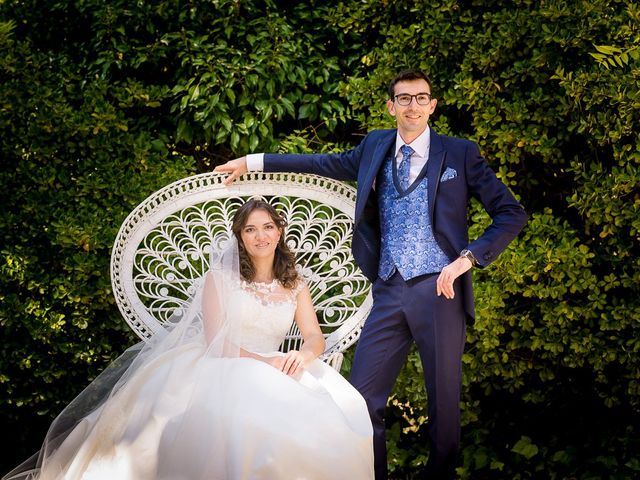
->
xmin=231 ymin=199 xmax=299 ymax=289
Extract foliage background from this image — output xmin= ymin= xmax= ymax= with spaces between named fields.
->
xmin=1 ymin=0 xmax=638 ymax=478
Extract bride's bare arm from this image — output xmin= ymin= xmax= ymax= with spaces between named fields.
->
xmin=280 ymin=285 xmax=325 ymax=376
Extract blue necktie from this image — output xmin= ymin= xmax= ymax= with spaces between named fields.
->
xmin=398 ymin=145 xmax=414 ymax=190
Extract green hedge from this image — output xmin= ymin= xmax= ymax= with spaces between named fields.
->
xmin=1 ymin=1 xmax=638 ymax=478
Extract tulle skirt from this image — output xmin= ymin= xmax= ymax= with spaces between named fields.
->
xmin=6 ymin=342 xmax=374 ymax=480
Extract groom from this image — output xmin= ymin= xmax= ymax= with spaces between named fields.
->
xmin=216 ymin=70 xmax=527 ymax=479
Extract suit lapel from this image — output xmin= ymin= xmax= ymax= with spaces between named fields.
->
xmin=355 ymin=130 xmax=395 ymax=221
xmin=427 ymin=131 xmax=446 ymax=224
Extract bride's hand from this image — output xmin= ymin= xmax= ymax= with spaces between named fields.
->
xmin=266 ymin=351 xmax=310 ymax=376
xmin=283 ymin=350 xmax=308 ymax=377
xmin=264 ymin=356 xmax=286 ymax=371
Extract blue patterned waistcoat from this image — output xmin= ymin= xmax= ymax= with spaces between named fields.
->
xmin=378 ymin=153 xmax=450 ymax=280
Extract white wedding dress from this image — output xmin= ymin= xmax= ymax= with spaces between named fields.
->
xmin=5 ymin=263 xmax=374 ymax=479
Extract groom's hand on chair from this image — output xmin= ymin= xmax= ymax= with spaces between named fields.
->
xmin=214 ymin=156 xmax=248 ymax=185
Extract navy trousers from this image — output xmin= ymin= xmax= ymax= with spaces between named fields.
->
xmin=350 ymin=271 xmax=466 ymax=480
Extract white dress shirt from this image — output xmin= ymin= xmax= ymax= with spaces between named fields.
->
xmin=394 ymin=127 xmax=430 ymax=185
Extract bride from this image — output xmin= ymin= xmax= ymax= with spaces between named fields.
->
xmin=4 ymin=199 xmax=374 ymax=480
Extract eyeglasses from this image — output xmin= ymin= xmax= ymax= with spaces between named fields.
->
xmin=393 ymin=93 xmax=433 ymax=106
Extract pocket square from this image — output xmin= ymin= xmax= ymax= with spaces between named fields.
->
xmin=440 ymin=167 xmax=458 ymax=182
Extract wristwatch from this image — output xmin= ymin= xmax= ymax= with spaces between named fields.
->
xmin=459 ymin=249 xmax=478 ymax=267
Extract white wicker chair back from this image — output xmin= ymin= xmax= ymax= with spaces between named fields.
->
xmin=110 ymin=172 xmax=372 ymax=370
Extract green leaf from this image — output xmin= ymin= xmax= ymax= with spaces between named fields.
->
xmin=511 ymin=436 xmax=539 ymax=459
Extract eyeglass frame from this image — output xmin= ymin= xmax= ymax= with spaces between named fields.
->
xmin=393 ymin=92 xmax=433 ymax=106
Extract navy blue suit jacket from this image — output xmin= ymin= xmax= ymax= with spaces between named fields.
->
xmin=264 ymin=129 xmax=527 ymax=319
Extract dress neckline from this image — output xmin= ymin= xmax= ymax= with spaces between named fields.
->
xmin=241 ymin=278 xmax=281 ymax=295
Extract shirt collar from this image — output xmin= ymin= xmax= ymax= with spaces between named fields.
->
xmin=394 ymin=126 xmax=431 ymax=158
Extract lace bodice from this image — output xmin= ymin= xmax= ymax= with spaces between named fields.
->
xmin=228 ymin=278 xmax=305 ymax=354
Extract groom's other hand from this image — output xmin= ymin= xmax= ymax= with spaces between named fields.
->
xmin=214 ymin=156 xmax=248 ymax=185
xmin=436 ymin=257 xmax=472 ymax=299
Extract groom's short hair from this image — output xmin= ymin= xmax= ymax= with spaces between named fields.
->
xmin=388 ymin=70 xmax=433 ymax=98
